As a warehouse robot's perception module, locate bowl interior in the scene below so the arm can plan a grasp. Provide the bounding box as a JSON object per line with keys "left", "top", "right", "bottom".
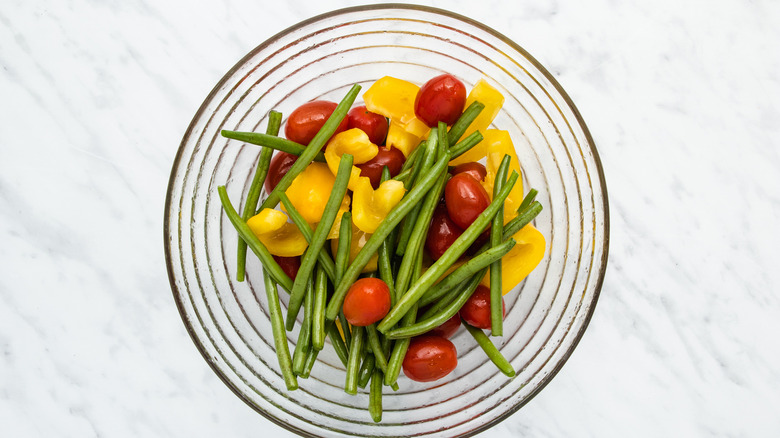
{"left": 165, "top": 5, "right": 608, "bottom": 438}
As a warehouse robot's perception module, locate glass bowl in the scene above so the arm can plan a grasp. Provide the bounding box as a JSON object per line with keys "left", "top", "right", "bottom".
{"left": 164, "top": 5, "right": 609, "bottom": 437}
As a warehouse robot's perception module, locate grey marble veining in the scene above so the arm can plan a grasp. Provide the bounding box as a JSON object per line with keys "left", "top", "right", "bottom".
{"left": 2, "top": 0, "right": 779, "bottom": 436}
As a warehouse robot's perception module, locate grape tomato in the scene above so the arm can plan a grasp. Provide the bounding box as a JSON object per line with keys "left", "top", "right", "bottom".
{"left": 273, "top": 255, "right": 301, "bottom": 282}
{"left": 285, "top": 100, "right": 349, "bottom": 147}
{"left": 343, "top": 278, "right": 391, "bottom": 327}
{"left": 265, "top": 151, "right": 298, "bottom": 192}
{"left": 459, "top": 284, "right": 504, "bottom": 330}
{"left": 414, "top": 74, "right": 467, "bottom": 127}
{"left": 444, "top": 172, "right": 491, "bottom": 230}
{"left": 355, "top": 145, "right": 406, "bottom": 189}
{"left": 452, "top": 162, "right": 487, "bottom": 182}
{"left": 402, "top": 335, "right": 458, "bottom": 382}
{"left": 347, "top": 105, "right": 389, "bottom": 145}
{"left": 425, "top": 204, "right": 464, "bottom": 261}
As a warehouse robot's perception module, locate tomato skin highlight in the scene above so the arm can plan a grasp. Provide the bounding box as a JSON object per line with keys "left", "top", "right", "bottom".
{"left": 402, "top": 335, "right": 458, "bottom": 382}
{"left": 444, "top": 172, "right": 491, "bottom": 230}
{"left": 414, "top": 74, "right": 467, "bottom": 127}
{"left": 265, "top": 151, "right": 298, "bottom": 193}
{"left": 459, "top": 285, "right": 504, "bottom": 329}
{"left": 425, "top": 204, "right": 464, "bottom": 261}
{"left": 355, "top": 145, "right": 406, "bottom": 189}
{"left": 452, "top": 162, "right": 487, "bottom": 182}
{"left": 284, "top": 100, "right": 349, "bottom": 147}
{"left": 343, "top": 278, "right": 392, "bottom": 327}
{"left": 347, "top": 105, "right": 389, "bottom": 145}
{"left": 428, "top": 313, "right": 461, "bottom": 339}
{"left": 273, "top": 255, "right": 301, "bottom": 281}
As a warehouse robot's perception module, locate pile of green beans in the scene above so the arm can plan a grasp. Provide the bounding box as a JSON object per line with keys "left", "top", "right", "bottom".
{"left": 217, "top": 83, "right": 544, "bottom": 422}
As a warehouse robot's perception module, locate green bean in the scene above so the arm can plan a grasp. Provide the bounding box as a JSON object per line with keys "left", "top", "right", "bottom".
{"left": 399, "top": 142, "right": 422, "bottom": 174}
{"left": 516, "top": 188, "right": 539, "bottom": 215}
{"left": 292, "top": 277, "right": 314, "bottom": 375}
{"left": 357, "top": 353, "right": 375, "bottom": 389}
{"left": 221, "top": 130, "right": 327, "bottom": 162}
{"left": 236, "top": 111, "right": 282, "bottom": 282}
{"left": 497, "top": 201, "right": 543, "bottom": 242}
{"left": 377, "top": 169, "right": 396, "bottom": 302}
{"left": 258, "top": 84, "right": 360, "bottom": 212}
{"left": 278, "top": 192, "right": 337, "bottom": 282}
{"left": 365, "top": 325, "right": 390, "bottom": 373}
{"left": 386, "top": 269, "right": 484, "bottom": 339}
{"left": 345, "top": 325, "right": 365, "bottom": 395}
{"left": 376, "top": 171, "right": 519, "bottom": 333}
{"left": 262, "top": 270, "right": 298, "bottom": 390}
{"left": 402, "top": 140, "right": 427, "bottom": 190}
{"left": 447, "top": 100, "right": 485, "bottom": 145}
{"left": 339, "top": 312, "right": 352, "bottom": 348}
{"left": 369, "top": 369, "right": 383, "bottom": 423}
{"left": 449, "top": 131, "right": 484, "bottom": 160}
{"left": 217, "top": 186, "right": 293, "bottom": 292}
{"left": 490, "top": 155, "right": 511, "bottom": 336}
{"left": 390, "top": 167, "right": 412, "bottom": 183}
{"left": 334, "top": 211, "right": 353, "bottom": 286}
{"left": 418, "top": 239, "right": 516, "bottom": 307}
{"left": 325, "top": 321, "right": 349, "bottom": 367}
{"left": 324, "top": 152, "right": 451, "bottom": 321}
{"left": 462, "top": 318, "right": 516, "bottom": 377}
{"left": 384, "top": 303, "right": 417, "bottom": 386}
{"left": 286, "top": 154, "right": 353, "bottom": 330}
{"left": 438, "top": 122, "right": 449, "bottom": 158}
{"left": 300, "top": 347, "right": 318, "bottom": 379}
{"left": 395, "top": 133, "right": 437, "bottom": 257}
{"left": 312, "top": 264, "right": 328, "bottom": 351}
{"left": 394, "top": 169, "right": 447, "bottom": 296}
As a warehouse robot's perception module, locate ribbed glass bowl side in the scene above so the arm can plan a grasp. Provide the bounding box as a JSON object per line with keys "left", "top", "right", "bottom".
{"left": 164, "top": 5, "right": 608, "bottom": 438}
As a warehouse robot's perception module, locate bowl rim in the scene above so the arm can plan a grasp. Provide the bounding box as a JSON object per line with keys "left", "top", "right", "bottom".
{"left": 164, "top": 3, "right": 610, "bottom": 437}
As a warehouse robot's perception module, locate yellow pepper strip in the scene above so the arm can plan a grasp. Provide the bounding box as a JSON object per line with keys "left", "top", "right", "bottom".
{"left": 281, "top": 162, "right": 337, "bottom": 224}
{"left": 352, "top": 177, "right": 406, "bottom": 234}
{"left": 330, "top": 220, "right": 378, "bottom": 273}
{"left": 324, "top": 128, "right": 378, "bottom": 191}
{"left": 481, "top": 130, "right": 525, "bottom": 222}
{"left": 450, "top": 79, "right": 505, "bottom": 166}
{"left": 481, "top": 223, "right": 545, "bottom": 295}
{"left": 363, "top": 76, "right": 419, "bottom": 125}
{"left": 247, "top": 209, "right": 309, "bottom": 257}
{"left": 386, "top": 120, "right": 425, "bottom": 157}
{"left": 326, "top": 195, "right": 352, "bottom": 240}
{"left": 364, "top": 76, "right": 430, "bottom": 156}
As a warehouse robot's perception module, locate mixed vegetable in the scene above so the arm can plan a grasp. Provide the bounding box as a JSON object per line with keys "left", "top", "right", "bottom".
{"left": 218, "top": 73, "right": 545, "bottom": 422}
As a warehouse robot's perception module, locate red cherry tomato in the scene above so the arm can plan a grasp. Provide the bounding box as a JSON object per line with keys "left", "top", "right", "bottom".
{"left": 347, "top": 105, "right": 389, "bottom": 145}
{"left": 425, "top": 204, "right": 464, "bottom": 261}
{"left": 355, "top": 146, "right": 406, "bottom": 189}
{"left": 459, "top": 285, "right": 504, "bottom": 330}
{"left": 444, "top": 173, "right": 491, "bottom": 230}
{"left": 343, "top": 278, "right": 391, "bottom": 327}
{"left": 428, "top": 313, "right": 461, "bottom": 339}
{"left": 284, "top": 100, "right": 349, "bottom": 147}
{"left": 264, "top": 151, "right": 298, "bottom": 193}
{"left": 452, "top": 162, "right": 487, "bottom": 182}
{"left": 414, "top": 74, "right": 467, "bottom": 127}
{"left": 273, "top": 255, "right": 301, "bottom": 281}
{"left": 402, "top": 335, "right": 458, "bottom": 382}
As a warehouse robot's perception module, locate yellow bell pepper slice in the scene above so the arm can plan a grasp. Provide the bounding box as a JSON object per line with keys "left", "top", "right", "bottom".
{"left": 450, "top": 79, "right": 505, "bottom": 166}
{"left": 352, "top": 177, "right": 406, "bottom": 234}
{"left": 364, "top": 76, "right": 430, "bottom": 153}
{"left": 386, "top": 120, "right": 424, "bottom": 157}
{"left": 326, "top": 194, "right": 352, "bottom": 240}
{"left": 324, "top": 128, "right": 378, "bottom": 191}
{"left": 330, "top": 221, "right": 378, "bottom": 273}
{"left": 481, "top": 224, "right": 546, "bottom": 295}
{"left": 247, "top": 209, "right": 308, "bottom": 257}
{"left": 282, "top": 162, "right": 338, "bottom": 224}
{"left": 363, "top": 76, "right": 419, "bottom": 125}
{"left": 481, "top": 130, "right": 525, "bottom": 222}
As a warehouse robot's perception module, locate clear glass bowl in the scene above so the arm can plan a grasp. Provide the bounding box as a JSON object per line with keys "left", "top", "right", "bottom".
{"left": 164, "top": 5, "right": 609, "bottom": 437}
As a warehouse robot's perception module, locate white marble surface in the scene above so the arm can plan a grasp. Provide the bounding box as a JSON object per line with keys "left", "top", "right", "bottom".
{"left": 2, "top": 0, "right": 779, "bottom": 436}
